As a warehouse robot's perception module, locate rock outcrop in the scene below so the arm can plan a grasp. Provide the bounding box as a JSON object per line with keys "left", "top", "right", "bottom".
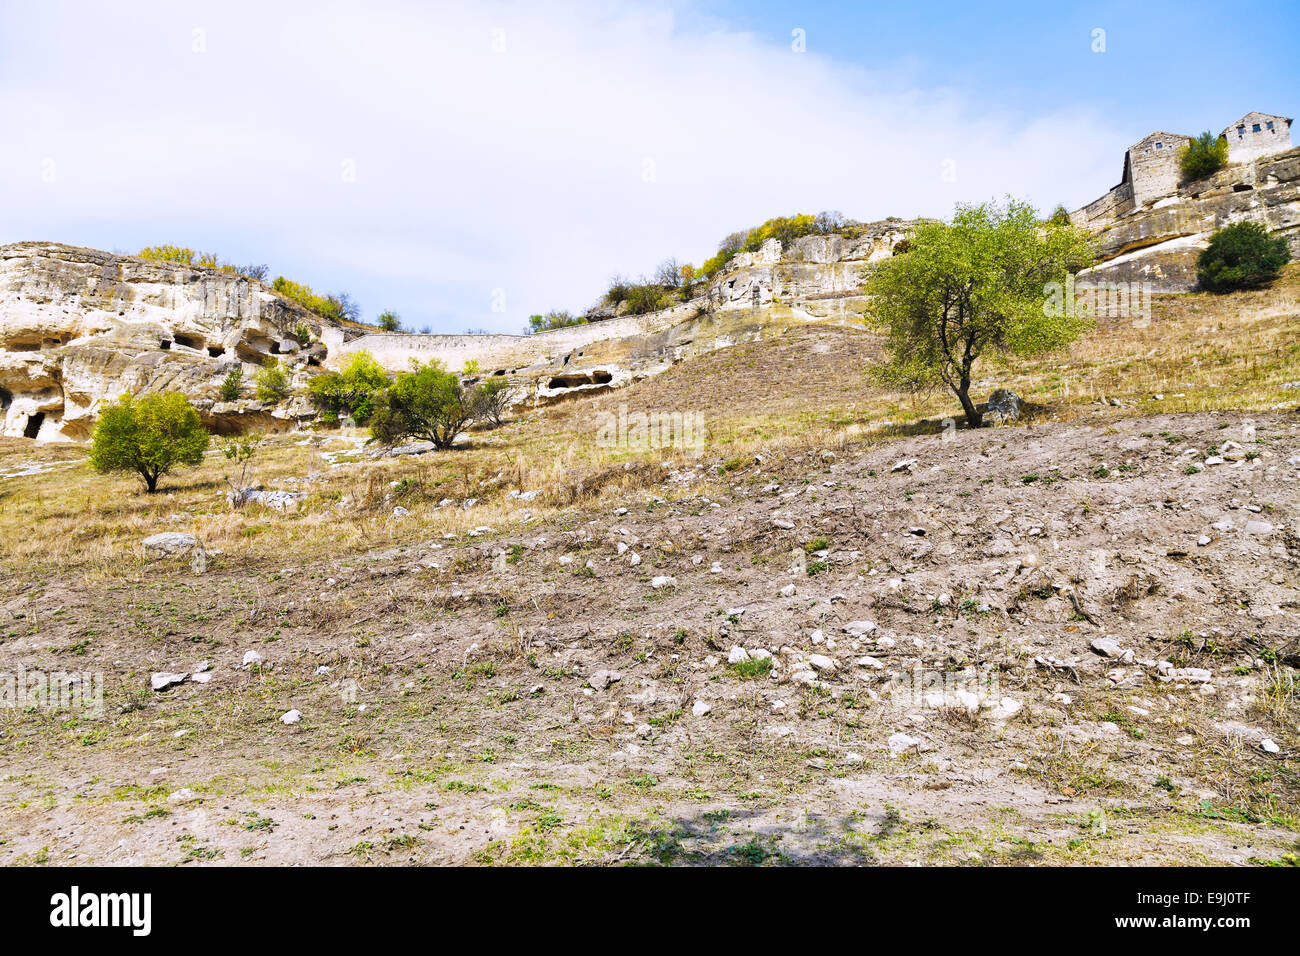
{"left": 1078, "top": 147, "right": 1300, "bottom": 291}
{"left": 0, "top": 242, "right": 345, "bottom": 440}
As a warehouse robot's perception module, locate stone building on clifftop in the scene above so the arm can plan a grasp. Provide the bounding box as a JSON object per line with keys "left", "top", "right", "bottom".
{"left": 1071, "top": 111, "right": 1293, "bottom": 230}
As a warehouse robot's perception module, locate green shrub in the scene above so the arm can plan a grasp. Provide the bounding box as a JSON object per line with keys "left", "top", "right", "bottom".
{"left": 1178, "top": 131, "right": 1229, "bottom": 181}
{"left": 89, "top": 392, "right": 210, "bottom": 493}
{"left": 369, "top": 361, "right": 475, "bottom": 449}
{"left": 470, "top": 376, "right": 510, "bottom": 427}
{"left": 377, "top": 311, "right": 403, "bottom": 332}
{"left": 271, "top": 276, "right": 359, "bottom": 323}
{"left": 219, "top": 366, "right": 243, "bottom": 402}
{"left": 528, "top": 310, "right": 586, "bottom": 333}
{"left": 306, "top": 351, "right": 391, "bottom": 423}
{"left": 1197, "top": 222, "right": 1291, "bottom": 292}
{"left": 254, "top": 358, "right": 289, "bottom": 403}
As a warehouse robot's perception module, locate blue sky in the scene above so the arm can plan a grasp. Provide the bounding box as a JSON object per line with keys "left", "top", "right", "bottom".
{"left": 1, "top": 0, "right": 1295, "bottom": 333}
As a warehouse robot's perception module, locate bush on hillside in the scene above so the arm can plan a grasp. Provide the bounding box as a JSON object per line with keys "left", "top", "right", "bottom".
{"left": 1178, "top": 131, "right": 1229, "bottom": 182}
{"left": 219, "top": 366, "right": 243, "bottom": 402}
{"left": 307, "top": 351, "right": 391, "bottom": 423}
{"left": 1197, "top": 222, "right": 1291, "bottom": 292}
{"left": 254, "top": 357, "right": 289, "bottom": 403}
{"left": 138, "top": 246, "right": 266, "bottom": 281}
{"left": 89, "top": 392, "right": 210, "bottom": 493}
{"left": 369, "top": 362, "right": 476, "bottom": 449}
{"left": 528, "top": 310, "right": 587, "bottom": 333}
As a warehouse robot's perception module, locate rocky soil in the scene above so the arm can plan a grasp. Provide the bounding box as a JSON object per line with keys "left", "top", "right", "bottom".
{"left": 1, "top": 410, "right": 1297, "bottom": 865}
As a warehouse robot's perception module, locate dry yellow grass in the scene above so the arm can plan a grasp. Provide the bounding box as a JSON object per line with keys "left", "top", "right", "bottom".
{"left": 1, "top": 264, "right": 1296, "bottom": 581}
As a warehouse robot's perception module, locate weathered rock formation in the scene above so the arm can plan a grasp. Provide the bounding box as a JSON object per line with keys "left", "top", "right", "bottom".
{"left": 1075, "top": 147, "right": 1300, "bottom": 291}
{"left": 0, "top": 242, "right": 346, "bottom": 440}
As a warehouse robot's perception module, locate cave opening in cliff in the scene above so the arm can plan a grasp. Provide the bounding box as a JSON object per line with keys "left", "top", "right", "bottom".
{"left": 208, "top": 346, "right": 225, "bottom": 357}
{"left": 159, "top": 339, "right": 171, "bottom": 350}
{"left": 174, "top": 333, "right": 204, "bottom": 350}
{"left": 23, "top": 412, "right": 44, "bottom": 439}
{"left": 548, "top": 371, "right": 613, "bottom": 389}
{"left": 0, "top": 388, "right": 10, "bottom": 411}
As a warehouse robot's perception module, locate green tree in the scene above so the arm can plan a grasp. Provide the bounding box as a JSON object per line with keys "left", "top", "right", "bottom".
{"left": 219, "top": 366, "right": 244, "bottom": 402}
{"left": 1179, "top": 131, "right": 1229, "bottom": 181}
{"left": 1197, "top": 222, "right": 1291, "bottom": 292}
{"left": 377, "top": 310, "right": 403, "bottom": 332}
{"left": 306, "top": 351, "right": 391, "bottom": 423}
{"left": 254, "top": 357, "right": 289, "bottom": 403}
{"left": 865, "top": 198, "right": 1094, "bottom": 427}
{"left": 470, "top": 376, "right": 511, "bottom": 428}
{"left": 89, "top": 392, "right": 210, "bottom": 493}
{"left": 369, "top": 362, "right": 476, "bottom": 449}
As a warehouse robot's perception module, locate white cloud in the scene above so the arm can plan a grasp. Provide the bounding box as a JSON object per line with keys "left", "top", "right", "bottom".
{"left": 0, "top": 0, "right": 1128, "bottom": 331}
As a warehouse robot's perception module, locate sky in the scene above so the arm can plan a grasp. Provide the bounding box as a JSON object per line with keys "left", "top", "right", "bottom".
{"left": 1, "top": 0, "right": 1296, "bottom": 333}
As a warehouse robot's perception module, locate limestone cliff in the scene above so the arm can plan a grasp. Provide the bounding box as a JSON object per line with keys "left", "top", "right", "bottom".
{"left": 0, "top": 242, "right": 348, "bottom": 440}
{"left": 1078, "top": 147, "right": 1300, "bottom": 291}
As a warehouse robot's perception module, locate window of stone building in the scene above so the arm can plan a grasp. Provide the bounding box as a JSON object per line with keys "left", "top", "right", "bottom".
{"left": 1238, "top": 126, "right": 1246, "bottom": 137}
{"left": 1253, "top": 123, "right": 1261, "bottom": 132}
{"left": 1154, "top": 142, "right": 1163, "bottom": 149}
{"left": 1267, "top": 121, "right": 1275, "bottom": 131}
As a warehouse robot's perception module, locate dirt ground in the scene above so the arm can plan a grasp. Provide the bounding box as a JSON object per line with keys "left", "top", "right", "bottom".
{"left": 1, "top": 402, "right": 1298, "bottom": 865}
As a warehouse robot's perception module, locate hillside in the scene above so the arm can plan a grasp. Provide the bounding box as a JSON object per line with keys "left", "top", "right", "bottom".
{"left": 0, "top": 268, "right": 1296, "bottom": 865}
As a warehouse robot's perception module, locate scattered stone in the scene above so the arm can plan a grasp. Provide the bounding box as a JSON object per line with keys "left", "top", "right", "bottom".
{"left": 891, "top": 458, "right": 917, "bottom": 473}
{"left": 855, "top": 656, "right": 884, "bottom": 670}
{"left": 242, "top": 650, "right": 263, "bottom": 667}
{"left": 650, "top": 575, "right": 675, "bottom": 589}
{"left": 808, "top": 654, "right": 835, "bottom": 672}
{"left": 779, "top": 583, "right": 796, "bottom": 597}
{"left": 692, "top": 700, "right": 711, "bottom": 718}
{"left": 589, "top": 669, "right": 623, "bottom": 691}
{"left": 142, "top": 532, "right": 198, "bottom": 556}
{"left": 1244, "top": 520, "right": 1273, "bottom": 534}
{"left": 771, "top": 517, "right": 795, "bottom": 530}
{"left": 280, "top": 709, "right": 302, "bottom": 725}
{"left": 727, "top": 646, "right": 750, "bottom": 664}
{"left": 150, "top": 672, "right": 187, "bottom": 692}
{"left": 888, "top": 732, "right": 922, "bottom": 755}
{"left": 1261, "top": 738, "right": 1280, "bottom": 754}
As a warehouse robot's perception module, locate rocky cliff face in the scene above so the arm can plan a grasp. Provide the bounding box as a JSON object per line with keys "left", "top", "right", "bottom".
{"left": 1080, "top": 147, "right": 1300, "bottom": 291}
{"left": 0, "top": 242, "right": 340, "bottom": 440}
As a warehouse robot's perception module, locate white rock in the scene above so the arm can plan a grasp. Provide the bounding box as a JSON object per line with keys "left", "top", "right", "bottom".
{"left": 891, "top": 458, "right": 917, "bottom": 473}
{"left": 844, "top": 621, "right": 878, "bottom": 637}
{"left": 142, "top": 532, "right": 198, "bottom": 556}
{"left": 808, "top": 654, "right": 836, "bottom": 672}
{"left": 810, "top": 629, "right": 825, "bottom": 644}
{"left": 855, "top": 656, "right": 884, "bottom": 670}
{"left": 650, "top": 575, "right": 675, "bottom": 589}
{"left": 280, "top": 709, "right": 302, "bottom": 725}
{"left": 989, "top": 697, "right": 1022, "bottom": 720}
{"left": 728, "top": 646, "right": 750, "bottom": 664}
{"left": 692, "top": 700, "right": 711, "bottom": 717}
{"left": 242, "top": 650, "right": 263, "bottom": 666}
{"left": 1261, "top": 738, "right": 1280, "bottom": 754}
{"left": 888, "top": 732, "right": 921, "bottom": 755}
{"left": 779, "top": 584, "right": 796, "bottom": 597}
{"left": 629, "top": 552, "right": 642, "bottom": 566}
{"left": 150, "top": 672, "right": 187, "bottom": 692}
{"left": 589, "top": 669, "right": 622, "bottom": 691}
